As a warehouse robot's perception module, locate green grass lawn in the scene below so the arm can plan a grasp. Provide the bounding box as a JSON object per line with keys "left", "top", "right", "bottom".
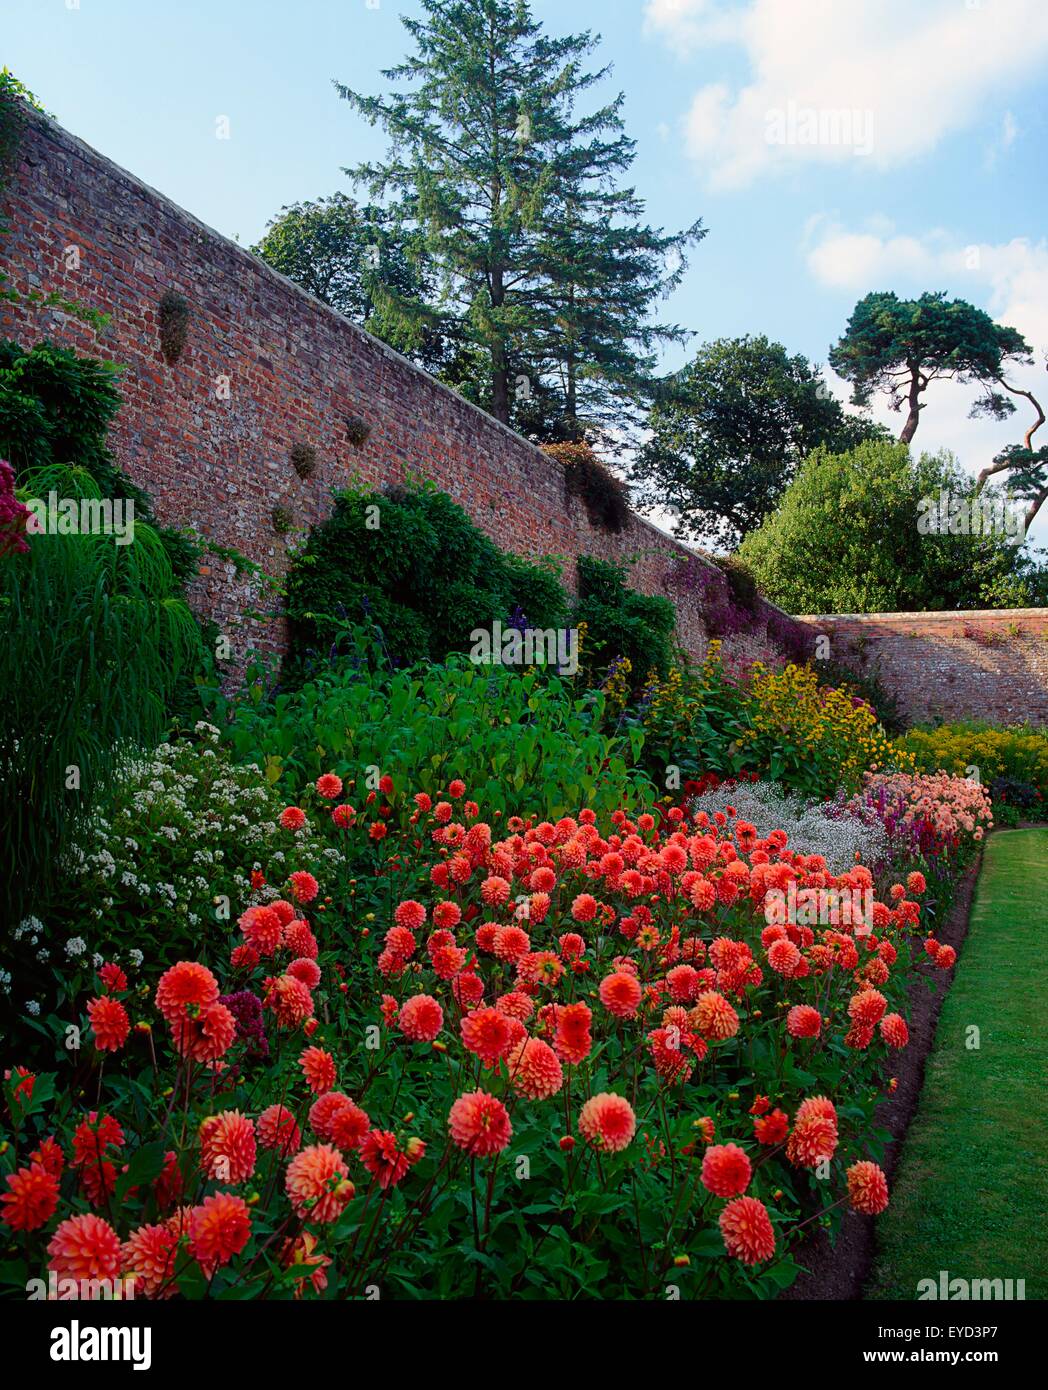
{"left": 867, "top": 828, "right": 1048, "bottom": 1301}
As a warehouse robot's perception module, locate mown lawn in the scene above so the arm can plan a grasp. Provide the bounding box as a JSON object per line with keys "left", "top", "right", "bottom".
{"left": 867, "top": 828, "right": 1048, "bottom": 1301}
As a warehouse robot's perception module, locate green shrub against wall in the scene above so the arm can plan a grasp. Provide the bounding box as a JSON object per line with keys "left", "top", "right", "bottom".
{"left": 284, "top": 482, "right": 569, "bottom": 682}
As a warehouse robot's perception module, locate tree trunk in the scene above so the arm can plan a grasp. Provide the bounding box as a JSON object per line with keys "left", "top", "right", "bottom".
{"left": 899, "top": 366, "right": 922, "bottom": 445}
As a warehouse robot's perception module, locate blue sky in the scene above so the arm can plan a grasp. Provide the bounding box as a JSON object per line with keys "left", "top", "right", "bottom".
{"left": 5, "top": 0, "right": 1048, "bottom": 539}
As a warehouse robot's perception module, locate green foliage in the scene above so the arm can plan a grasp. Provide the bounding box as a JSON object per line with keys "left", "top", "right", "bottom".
{"left": 738, "top": 439, "right": 1045, "bottom": 614}
{"left": 829, "top": 290, "right": 1031, "bottom": 444}
{"left": 253, "top": 193, "right": 463, "bottom": 376}
{"left": 0, "top": 339, "right": 199, "bottom": 584}
{"left": 1, "top": 465, "right": 202, "bottom": 923}
{"left": 219, "top": 653, "right": 654, "bottom": 818}
{"left": 284, "top": 481, "right": 569, "bottom": 680}
{"left": 635, "top": 335, "right": 888, "bottom": 547}
{"left": 575, "top": 555, "right": 676, "bottom": 687}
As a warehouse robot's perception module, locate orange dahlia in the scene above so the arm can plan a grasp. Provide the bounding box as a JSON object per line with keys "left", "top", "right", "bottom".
{"left": 155, "top": 960, "right": 219, "bottom": 1024}
{"left": 880, "top": 1013, "right": 909, "bottom": 1048}
{"left": 848, "top": 988, "right": 887, "bottom": 1027}
{"left": 360, "top": 1130, "right": 411, "bottom": 1190}
{"left": 1, "top": 1163, "right": 59, "bottom": 1232}
{"left": 87, "top": 995, "right": 130, "bottom": 1052}
{"left": 846, "top": 1160, "right": 889, "bottom": 1215}
{"left": 461, "top": 1006, "right": 515, "bottom": 1065}
{"left": 263, "top": 973, "right": 313, "bottom": 1029}
{"left": 578, "top": 1093, "right": 636, "bottom": 1153}
{"left": 238, "top": 905, "right": 283, "bottom": 957}
{"left": 598, "top": 970, "right": 643, "bottom": 1019}
{"left": 786, "top": 1004, "right": 821, "bottom": 1039}
{"left": 719, "top": 1196, "right": 775, "bottom": 1264}
{"left": 48, "top": 1213, "right": 122, "bottom": 1285}
{"left": 299, "top": 1046, "right": 337, "bottom": 1094}
{"left": 691, "top": 990, "right": 740, "bottom": 1041}
{"left": 188, "top": 1192, "right": 252, "bottom": 1275}
{"left": 448, "top": 1091, "right": 513, "bottom": 1157}
{"left": 122, "top": 1222, "right": 178, "bottom": 1299}
{"left": 170, "top": 999, "right": 236, "bottom": 1062}
{"left": 786, "top": 1115, "right": 838, "bottom": 1169}
{"left": 199, "top": 1110, "right": 256, "bottom": 1184}
{"left": 701, "top": 1143, "right": 752, "bottom": 1198}
{"left": 398, "top": 994, "right": 444, "bottom": 1043}
{"left": 285, "top": 1144, "right": 355, "bottom": 1222}
{"left": 506, "top": 1036, "right": 563, "bottom": 1100}
{"left": 257, "top": 1103, "right": 302, "bottom": 1155}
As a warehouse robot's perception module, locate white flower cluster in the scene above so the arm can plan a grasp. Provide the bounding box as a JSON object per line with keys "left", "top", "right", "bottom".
{"left": 686, "top": 779, "right": 889, "bottom": 874}
{"left": 67, "top": 736, "right": 343, "bottom": 934}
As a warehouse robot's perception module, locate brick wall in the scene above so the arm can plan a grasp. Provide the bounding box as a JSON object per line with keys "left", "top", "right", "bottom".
{"left": 797, "top": 610, "right": 1048, "bottom": 726}
{"left": 0, "top": 109, "right": 780, "bottom": 667}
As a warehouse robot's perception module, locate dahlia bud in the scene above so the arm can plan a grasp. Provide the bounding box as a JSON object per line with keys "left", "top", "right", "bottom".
{"left": 559, "top": 1136, "right": 576, "bottom": 1152}
{"left": 304, "top": 1018, "right": 319, "bottom": 1037}
{"left": 405, "top": 1137, "right": 425, "bottom": 1162}
{"left": 672, "top": 1254, "right": 690, "bottom": 1268}
{"left": 134, "top": 1021, "right": 152, "bottom": 1034}
{"left": 335, "top": 1179, "right": 356, "bottom": 1202}
{"left": 431, "top": 1040, "right": 448, "bottom": 1053}
{"left": 246, "top": 1191, "right": 261, "bottom": 1206}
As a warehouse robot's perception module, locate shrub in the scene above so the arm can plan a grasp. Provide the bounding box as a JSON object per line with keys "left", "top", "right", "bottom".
{"left": 284, "top": 481, "right": 569, "bottom": 681}
{"left": 576, "top": 555, "right": 676, "bottom": 688}
{"left": 739, "top": 440, "right": 1043, "bottom": 614}
{"left": 27, "top": 726, "right": 337, "bottom": 978}
{"left": 544, "top": 440, "right": 631, "bottom": 534}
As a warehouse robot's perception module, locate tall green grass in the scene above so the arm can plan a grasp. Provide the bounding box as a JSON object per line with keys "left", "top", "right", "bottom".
{"left": 1, "top": 464, "right": 200, "bottom": 924}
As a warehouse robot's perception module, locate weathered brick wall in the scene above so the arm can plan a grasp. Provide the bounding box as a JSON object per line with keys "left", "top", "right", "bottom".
{"left": 797, "top": 610, "right": 1048, "bottom": 726}
{"left": 0, "top": 109, "right": 770, "bottom": 666}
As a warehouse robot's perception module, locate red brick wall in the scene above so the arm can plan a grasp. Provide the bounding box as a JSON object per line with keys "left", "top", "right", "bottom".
{"left": 797, "top": 610, "right": 1048, "bottom": 726}
{"left": 0, "top": 109, "right": 770, "bottom": 667}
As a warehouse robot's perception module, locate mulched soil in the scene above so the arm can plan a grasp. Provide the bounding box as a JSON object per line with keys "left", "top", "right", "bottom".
{"left": 781, "top": 851, "right": 984, "bottom": 1301}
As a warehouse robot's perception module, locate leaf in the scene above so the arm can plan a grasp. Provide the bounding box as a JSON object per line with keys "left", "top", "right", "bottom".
{"left": 116, "top": 1141, "right": 169, "bottom": 1201}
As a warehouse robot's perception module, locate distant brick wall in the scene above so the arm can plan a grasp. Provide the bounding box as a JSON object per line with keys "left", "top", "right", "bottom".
{"left": 797, "top": 610, "right": 1048, "bottom": 726}
{"left": 0, "top": 109, "right": 782, "bottom": 668}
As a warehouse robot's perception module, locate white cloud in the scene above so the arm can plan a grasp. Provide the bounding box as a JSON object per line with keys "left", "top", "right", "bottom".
{"left": 644, "top": 0, "right": 1048, "bottom": 189}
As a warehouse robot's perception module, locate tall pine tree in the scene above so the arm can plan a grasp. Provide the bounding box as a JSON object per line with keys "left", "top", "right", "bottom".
{"left": 336, "top": 0, "right": 702, "bottom": 435}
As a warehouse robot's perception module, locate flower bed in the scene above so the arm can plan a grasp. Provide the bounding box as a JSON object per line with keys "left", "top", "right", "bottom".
{"left": 1, "top": 771, "right": 980, "bottom": 1300}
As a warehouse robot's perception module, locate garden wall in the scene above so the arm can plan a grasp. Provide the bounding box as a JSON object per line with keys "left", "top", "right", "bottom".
{"left": 0, "top": 108, "right": 777, "bottom": 666}
{"left": 798, "top": 609, "right": 1048, "bottom": 726}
